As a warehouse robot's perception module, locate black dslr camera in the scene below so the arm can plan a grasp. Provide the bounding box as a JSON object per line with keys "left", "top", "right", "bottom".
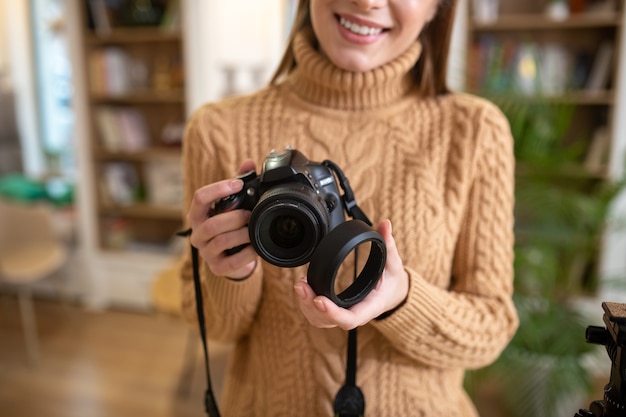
{"left": 576, "top": 302, "right": 626, "bottom": 417}
{"left": 210, "top": 148, "right": 386, "bottom": 308}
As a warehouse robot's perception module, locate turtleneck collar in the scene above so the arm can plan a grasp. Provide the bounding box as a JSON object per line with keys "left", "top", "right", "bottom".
{"left": 285, "top": 31, "right": 422, "bottom": 111}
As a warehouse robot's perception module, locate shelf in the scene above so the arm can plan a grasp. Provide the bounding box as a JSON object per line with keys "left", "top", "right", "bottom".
{"left": 94, "top": 147, "right": 182, "bottom": 162}
{"left": 99, "top": 203, "right": 182, "bottom": 220}
{"left": 86, "top": 28, "right": 182, "bottom": 45}
{"left": 90, "top": 91, "right": 185, "bottom": 104}
{"left": 471, "top": 13, "right": 622, "bottom": 31}
{"left": 79, "top": 0, "right": 187, "bottom": 253}
{"left": 478, "top": 90, "right": 615, "bottom": 106}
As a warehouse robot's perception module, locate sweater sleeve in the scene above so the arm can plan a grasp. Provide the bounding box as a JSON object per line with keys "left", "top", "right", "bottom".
{"left": 371, "top": 103, "right": 519, "bottom": 370}
{"left": 178, "top": 105, "right": 263, "bottom": 343}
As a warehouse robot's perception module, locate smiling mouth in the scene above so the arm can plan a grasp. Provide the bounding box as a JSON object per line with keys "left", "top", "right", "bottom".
{"left": 337, "top": 15, "right": 387, "bottom": 36}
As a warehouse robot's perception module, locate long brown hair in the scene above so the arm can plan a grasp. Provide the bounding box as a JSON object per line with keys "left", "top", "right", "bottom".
{"left": 269, "top": 0, "right": 458, "bottom": 97}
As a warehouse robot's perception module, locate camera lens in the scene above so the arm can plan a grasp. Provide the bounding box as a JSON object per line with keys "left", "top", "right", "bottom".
{"left": 270, "top": 215, "right": 306, "bottom": 248}
{"left": 249, "top": 183, "right": 329, "bottom": 268}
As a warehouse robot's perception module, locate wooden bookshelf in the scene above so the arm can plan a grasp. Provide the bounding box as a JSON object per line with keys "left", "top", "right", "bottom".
{"left": 466, "top": 1, "right": 623, "bottom": 179}
{"left": 78, "top": 0, "right": 186, "bottom": 252}
{"left": 98, "top": 203, "right": 182, "bottom": 220}
{"left": 470, "top": 11, "right": 622, "bottom": 30}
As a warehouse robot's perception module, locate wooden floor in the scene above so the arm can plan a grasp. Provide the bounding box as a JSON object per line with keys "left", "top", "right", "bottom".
{"left": 1, "top": 295, "right": 610, "bottom": 417}
{"left": 0, "top": 295, "right": 229, "bottom": 417}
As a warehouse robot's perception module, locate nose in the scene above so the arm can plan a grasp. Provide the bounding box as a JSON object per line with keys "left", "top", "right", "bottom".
{"left": 351, "top": 0, "right": 385, "bottom": 10}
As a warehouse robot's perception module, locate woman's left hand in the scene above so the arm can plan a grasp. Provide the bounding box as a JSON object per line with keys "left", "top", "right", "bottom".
{"left": 294, "top": 219, "right": 409, "bottom": 330}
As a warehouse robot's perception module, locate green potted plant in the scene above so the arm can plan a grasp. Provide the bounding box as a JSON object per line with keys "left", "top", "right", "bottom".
{"left": 466, "top": 99, "right": 625, "bottom": 417}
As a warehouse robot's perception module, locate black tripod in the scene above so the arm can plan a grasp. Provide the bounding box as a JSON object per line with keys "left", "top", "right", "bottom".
{"left": 576, "top": 302, "right": 626, "bottom": 417}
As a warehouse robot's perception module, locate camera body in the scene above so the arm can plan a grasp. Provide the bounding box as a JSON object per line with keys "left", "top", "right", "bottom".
{"left": 211, "top": 147, "right": 386, "bottom": 308}
{"left": 211, "top": 148, "right": 347, "bottom": 267}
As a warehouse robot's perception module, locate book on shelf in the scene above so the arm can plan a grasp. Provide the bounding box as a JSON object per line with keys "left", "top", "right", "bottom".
{"left": 95, "top": 106, "right": 151, "bottom": 152}
{"left": 512, "top": 43, "right": 541, "bottom": 96}
{"left": 160, "top": 120, "right": 185, "bottom": 146}
{"left": 100, "top": 162, "right": 140, "bottom": 206}
{"left": 538, "top": 43, "right": 570, "bottom": 96}
{"left": 117, "top": 108, "right": 151, "bottom": 151}
{"left": 468, "top": 35, "right": 599, "bottom": 97}
{"left": 160, "top": 0, "right": 181, "bottom": 31}
{"left": 95, "top": 106, "right": 121, "bottom": 151}
{"left": 144, "top": 158, "right": 182, "bottom": 207}
{"left": 584, "top": 125, "right": 610, "bottom": 174}
{"left": 89, "top": 47, "right": 131, "bottom": 94}
{"left": 87, "top": 0, "right": 112, "bottom": 35}
{"left": 585, "top": 41, "right": 614, "bottom": 93}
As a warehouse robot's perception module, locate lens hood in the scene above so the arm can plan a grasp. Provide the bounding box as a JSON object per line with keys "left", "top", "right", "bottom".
{"left": 307, "top": 220, "right": 386, "bottom": 308}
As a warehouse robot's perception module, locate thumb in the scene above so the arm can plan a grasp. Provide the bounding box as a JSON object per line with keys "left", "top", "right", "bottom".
{"left": 377, "top": 219, "right": 393, "bottom": 241}
{"left": 378, "top": 219, "right": 403, "bottom": 272}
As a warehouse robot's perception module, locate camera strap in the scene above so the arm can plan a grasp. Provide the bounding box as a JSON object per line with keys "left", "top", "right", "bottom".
{"left": 323, "top": 160, "right": 372, "bottom": 226}
{"left": 182, "top": 229, "right": 364, "bottom": 417}
{"left": 177, "top": 228, "right": 221, "bottom": 417}
{"left": 334, "top": 328, "right": 365, "bottom": 417}
{"left": 323, "top": 159, "right": 370, "bottom": 417}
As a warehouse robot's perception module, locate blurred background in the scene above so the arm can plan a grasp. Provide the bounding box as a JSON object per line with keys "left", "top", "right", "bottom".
{"left": 0, "top": 0, "right": 625, "bottom": 416}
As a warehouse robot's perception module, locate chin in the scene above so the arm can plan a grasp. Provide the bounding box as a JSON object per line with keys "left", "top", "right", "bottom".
{"left": 331, "top": 54, "right": 379, "bottom": 73}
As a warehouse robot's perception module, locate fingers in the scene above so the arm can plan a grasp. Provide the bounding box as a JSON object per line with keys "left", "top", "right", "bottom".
{"left": 294, "top": 279, "right": 340, "bottom": 329}
{"left": 237, "top": 159, "right": 256, "bottom": 176}
{"left": 185, "top": 159, "right": 259, "bottom": 279}
{"left": 208, "top": 244, "right": 258, "bottom": 278}
{"left": 294, "top": 219, "right": 409, "bottom": 330}
{"left": 294, "top": 277, "right": 382, "bottom": 330}
{"left": 187, "top": 159, "right": 256, "bottom": 228}
{"left": 187, "top": 178, "right": 244, "bottom": 227}
{"left": 190, "top": 209, "right": 250, "bottom": 248}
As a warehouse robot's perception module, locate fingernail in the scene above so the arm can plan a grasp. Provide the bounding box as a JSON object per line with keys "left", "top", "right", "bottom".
{"left": 314, "top": 299, "right": 326, "bottom": 312}
{"left": 294, "top": 284, "right": 306, "bottom": 300}
{"left": 229, "top": 179, "right": 243, "bottom": 191}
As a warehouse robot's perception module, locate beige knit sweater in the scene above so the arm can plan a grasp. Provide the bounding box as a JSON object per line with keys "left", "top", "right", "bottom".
{"left": 180, "top": 32, "right": 519, "bottom": 417}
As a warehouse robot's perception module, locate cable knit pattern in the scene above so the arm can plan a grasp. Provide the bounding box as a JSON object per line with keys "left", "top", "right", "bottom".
{"left": 179, "top": 32, "right": 518, "bottom": 417}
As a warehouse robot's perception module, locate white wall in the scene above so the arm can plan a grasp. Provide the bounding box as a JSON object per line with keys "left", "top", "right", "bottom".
{"left": 448, "top": 0, "right": 469, "bottom": 91}
{"left": 183, "top": 0, "right": 287, "bottom": 113}
{"left": 0, "top": 0, "right": 8, "bottom": 86}
{"left": 0, "top": 0, "right": 45, "bottom": 177}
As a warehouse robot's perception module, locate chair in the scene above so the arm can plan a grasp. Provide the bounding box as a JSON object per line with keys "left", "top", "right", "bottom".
{"left": 0, "top": 198, "right": 68, "bottom": 366}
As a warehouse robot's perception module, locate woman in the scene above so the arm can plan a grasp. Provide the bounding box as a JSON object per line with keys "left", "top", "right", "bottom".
{"left": 180, "top": 0, "right": 519, "bottom": 415}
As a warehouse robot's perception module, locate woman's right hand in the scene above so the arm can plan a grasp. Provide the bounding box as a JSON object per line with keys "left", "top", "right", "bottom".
{"left": 187, "top": 160, "right": 258, "bottom": 280}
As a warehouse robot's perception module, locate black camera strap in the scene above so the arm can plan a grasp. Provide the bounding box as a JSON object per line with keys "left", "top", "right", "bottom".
{"left": 182, "top": 230, "right": 364, "bottom": 417}
{"left": 177, "top": 228, "right": 221, "bottom": 417}
{"left": 323, "top": 160, "right": 371, "bottom": 226}
{"left": 323, "top": 160, "right": 368, "bottom": 417}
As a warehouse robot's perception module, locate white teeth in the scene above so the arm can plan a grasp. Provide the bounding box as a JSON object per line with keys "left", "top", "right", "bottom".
{"left": 339, "top": 17, "right": 383, "bottom": 36}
